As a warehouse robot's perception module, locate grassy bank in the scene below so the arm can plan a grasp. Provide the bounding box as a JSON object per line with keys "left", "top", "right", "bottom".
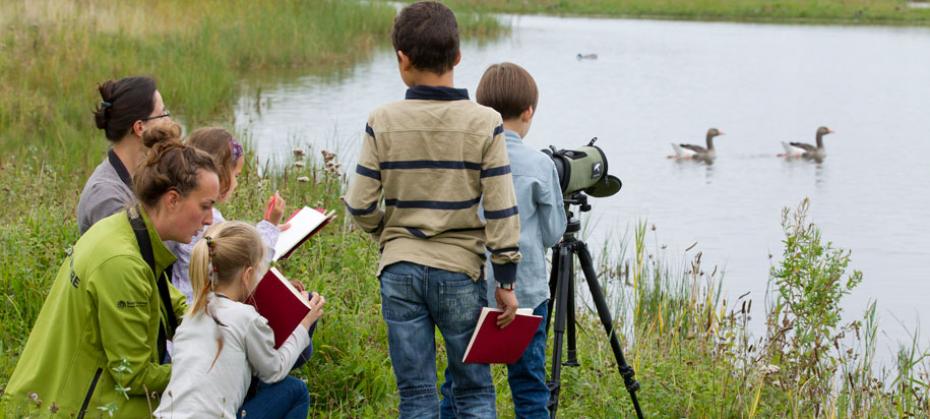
{"left": 446, "top": 0, "right": 930, "bottom": 26}
{"left": 2, "top": 0, "right": 930, "bottom": 418}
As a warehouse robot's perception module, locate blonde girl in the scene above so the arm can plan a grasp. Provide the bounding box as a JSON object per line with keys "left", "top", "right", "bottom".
{"left": 155, "top": 221, "right": 324, "bottom": 419}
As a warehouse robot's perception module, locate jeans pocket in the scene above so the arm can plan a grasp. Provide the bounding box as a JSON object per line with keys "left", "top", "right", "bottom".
{"left": 379, "top": 270, "right": 422, "bottom": 322}
{"left": 439, "top": 275, "right": 484, "bottom": 333}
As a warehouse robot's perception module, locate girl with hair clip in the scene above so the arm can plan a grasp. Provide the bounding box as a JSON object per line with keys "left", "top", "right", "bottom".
{"left": 155, "top": 221, "right": 325, "bottom": 419}
{"left": 166, "top": 127, "right": 317, "bottom": 366}
{"left": 168, "top": 127, "right": 287, "bottom": 306}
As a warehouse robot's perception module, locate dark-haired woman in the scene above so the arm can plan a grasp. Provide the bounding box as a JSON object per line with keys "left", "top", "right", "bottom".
{"left": 4, "top": 137, "right": 219, "bottom": 417}
{"left": 77, "top": 76, "right": 173, "bottom": 234}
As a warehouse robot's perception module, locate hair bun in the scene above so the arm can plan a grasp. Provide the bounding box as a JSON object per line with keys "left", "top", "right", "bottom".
{"left": 94, "top": 81, "right": 117, "bottom": 130}
{"left": 143, "top": 122, "right": 182, "bottom": 148}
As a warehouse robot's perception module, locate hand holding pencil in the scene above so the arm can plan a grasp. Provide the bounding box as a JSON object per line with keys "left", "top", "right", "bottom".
{"left": 263, "top": 191, "right": 286, "bottom": 225}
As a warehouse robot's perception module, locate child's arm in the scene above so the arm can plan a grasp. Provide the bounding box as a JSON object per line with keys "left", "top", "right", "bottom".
{"left": 537, "top": 159, "right": 568, "bottom": 248}
{"left": 480, "top": 123, "right": 522, "bottom": 284}
{"left": 343, "top": 122, "right": 384, "bottom": 237}
{"left": 244, "top": 317, "right": 311, "bottom": 384}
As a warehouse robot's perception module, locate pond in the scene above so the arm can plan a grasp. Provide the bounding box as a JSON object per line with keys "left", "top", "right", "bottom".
{"left": 234, "top": 15, "right": 930, "bottom": 352}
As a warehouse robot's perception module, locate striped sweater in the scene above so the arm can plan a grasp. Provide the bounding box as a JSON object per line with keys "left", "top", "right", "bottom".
{"left": 344, "top": 85, "right": 522, "bottom": 284}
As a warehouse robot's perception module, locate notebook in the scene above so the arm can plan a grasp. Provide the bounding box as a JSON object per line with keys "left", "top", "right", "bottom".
{"left": 246, "top": 267, "right": 310, "bottom": 349}
{"left": 463, "top": 308, "right": 542, "bottom": 364}
{"left": 272, "top": 206, "right": 335, "bottom": 261}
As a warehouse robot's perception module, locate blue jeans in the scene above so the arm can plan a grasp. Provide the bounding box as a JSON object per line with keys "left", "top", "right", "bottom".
{"left": 380, "top": 262, "right": 496, "bottom": 419}
{"left": 441, "top": 300, "right": 550, "bottom": 419}
{"left": 238, "top": 376, "right": 310, "bottom": 419}
{"left": 292, "top": 320, "right": 317, "bottom": 370}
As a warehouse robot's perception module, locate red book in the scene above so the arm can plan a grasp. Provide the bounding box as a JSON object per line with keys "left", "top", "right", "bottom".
{"left": 246, "top": 267, "right": 310, "bottom": 349}
{"left": 272, "top": 206, "right": 335, "bottom": 261}
{"left": 463, "top": 308, "right": 542, "bottom": 364}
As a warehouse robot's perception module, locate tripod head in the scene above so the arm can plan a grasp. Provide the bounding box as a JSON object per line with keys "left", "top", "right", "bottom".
{"left": 562, "top": 192, "right": 590, "bottom": 237}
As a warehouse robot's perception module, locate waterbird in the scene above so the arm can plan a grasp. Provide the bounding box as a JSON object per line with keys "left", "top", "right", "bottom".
{"left": 576, "top": 53, "right": 598, "bottom": 60}
{"left": 669, "top": 128, "right": 725, "bottom": 162}
{"left": 779, "top": 126, "right": 834, "bottom": 160}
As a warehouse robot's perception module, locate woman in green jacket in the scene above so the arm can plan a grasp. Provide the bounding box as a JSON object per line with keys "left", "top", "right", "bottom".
{"left": 3, "top": 130, "right": 220, "bottom": 418}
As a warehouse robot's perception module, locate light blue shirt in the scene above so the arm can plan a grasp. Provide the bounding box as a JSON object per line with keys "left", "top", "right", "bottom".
{"left": 486, "top": 130, "right": 567, "bottom": 309}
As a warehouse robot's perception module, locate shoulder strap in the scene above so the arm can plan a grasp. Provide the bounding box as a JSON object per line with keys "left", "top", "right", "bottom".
{"left": 108, "top": 149, "right": 133, "bottom": 190}
{"left": 127, "top": 209, "right": 178, "bottom": 360}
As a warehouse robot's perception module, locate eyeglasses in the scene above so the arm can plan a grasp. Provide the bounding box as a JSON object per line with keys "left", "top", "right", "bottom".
{"left": 141, "top": 110, "right": 171, "bottom": 122}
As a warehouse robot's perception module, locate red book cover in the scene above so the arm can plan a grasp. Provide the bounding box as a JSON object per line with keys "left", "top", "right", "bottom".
{"left": 463, "top": 308, "right": 542, "bottom": 364}
{"left": 246, "top": 267, "right": 310, "bottom": 349}
{"left": 272, "top": 206, "right": 335, "bottom": 261}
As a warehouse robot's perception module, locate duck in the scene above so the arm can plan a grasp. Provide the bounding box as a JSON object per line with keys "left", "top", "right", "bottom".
{"left": 669, "top": 128, "right": 725, "bottom": 162}
{"left": 779, "top": 126, "right": 834, "bottom": 160}
{"left": 576, "top": 53, "right": 598, "bottom": 60}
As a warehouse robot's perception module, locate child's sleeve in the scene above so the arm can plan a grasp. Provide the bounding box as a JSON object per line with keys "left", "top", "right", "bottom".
{"left": 255, "top": 220, "right": 280, "bottom": 263}
{"left": 343, "top": 121, "right": 384, "bottom": 237}
{"left": 480, "top": 123, "right": 522, "bottom": 284}
{"left": 537, "top": 159, "right": 568, "bottom": 248}
{"left": 244, "top": 318, "right": 310, "bottom": 384}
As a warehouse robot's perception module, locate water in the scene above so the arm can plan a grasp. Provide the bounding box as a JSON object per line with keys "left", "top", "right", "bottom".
{"left": 235, "top": 16, "right": 930, "bottom": 353}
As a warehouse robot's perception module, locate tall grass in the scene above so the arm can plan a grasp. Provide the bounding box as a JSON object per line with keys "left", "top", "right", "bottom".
{"left": 446, "top": 0, "right": 930, "bottom": 25}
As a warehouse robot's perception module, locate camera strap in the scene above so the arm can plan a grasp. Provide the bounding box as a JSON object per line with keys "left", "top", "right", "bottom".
{"left": 127, "top": 208, "right": 177, "bottom": 362}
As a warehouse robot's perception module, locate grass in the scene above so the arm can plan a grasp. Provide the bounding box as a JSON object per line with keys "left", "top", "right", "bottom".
{"left": 2, "top": 0, "right": 930, "bottom": 417}
{"left": 445, "top": 0, "right": 930, "bottom": 26}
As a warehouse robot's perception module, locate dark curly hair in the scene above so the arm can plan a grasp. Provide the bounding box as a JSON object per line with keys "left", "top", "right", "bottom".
{"left": 133, "top": 138, "right": 218, "bottom": 208}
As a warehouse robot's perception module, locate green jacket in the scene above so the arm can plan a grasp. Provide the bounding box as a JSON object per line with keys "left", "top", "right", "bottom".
{"left": 4, "top": 209, "right": 187, "bottom": 417}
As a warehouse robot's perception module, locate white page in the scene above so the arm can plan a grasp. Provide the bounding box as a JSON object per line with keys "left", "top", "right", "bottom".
{"left": 272, "top": 207, "right": 329, "bottom": 261}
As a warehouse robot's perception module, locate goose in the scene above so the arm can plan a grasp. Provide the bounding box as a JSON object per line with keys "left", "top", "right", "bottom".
{"left": 669, "top": 128, "right": 725, "bottom": 161}
{"left": 780, "top": 126, "right": 833, "bottom": 160}
{"left": 576, "top": 53, "right": 598, "bottom": 60}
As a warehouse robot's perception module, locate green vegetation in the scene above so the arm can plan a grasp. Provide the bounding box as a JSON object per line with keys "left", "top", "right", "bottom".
{"left": 2, "top": 0, "right": 929, "bottom": 417}
{"left": 447, "top": 0, "right": 930, "bottom": 26}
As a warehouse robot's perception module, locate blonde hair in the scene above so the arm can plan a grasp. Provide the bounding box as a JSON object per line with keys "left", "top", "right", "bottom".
{"left": 189, "top": 221, "right": 265, "bottom": 368}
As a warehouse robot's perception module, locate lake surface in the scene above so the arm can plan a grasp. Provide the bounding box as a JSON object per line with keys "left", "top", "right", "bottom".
{"left": 234, "top": 15, "right": 930, "bottom": 354}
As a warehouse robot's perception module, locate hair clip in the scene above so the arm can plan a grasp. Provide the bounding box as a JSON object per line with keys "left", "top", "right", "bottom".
{"left": 230, "top": 140, "right": 244, "bottom": 162}
{"left": 100, "top": 101, "right": 113, "bottom": 109}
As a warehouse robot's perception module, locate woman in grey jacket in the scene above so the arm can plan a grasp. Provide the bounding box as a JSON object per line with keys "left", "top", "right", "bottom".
{"left": 77, "top": 76, "right": 173, "bottom": 234}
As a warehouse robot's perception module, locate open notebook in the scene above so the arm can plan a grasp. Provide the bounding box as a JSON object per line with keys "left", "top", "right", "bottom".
{"left": 272, "top": 206, "right": 335, "bottom": 261}
{"left": 463, "top": 307, "right": 542, "bottom": 364}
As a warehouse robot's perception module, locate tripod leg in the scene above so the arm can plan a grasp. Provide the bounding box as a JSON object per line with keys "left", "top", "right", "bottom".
{"left": 565, "top": 247, "right": 579, "bottom": 367}
{"left": 576, "top": 242, "right": 644, "bottom": 419}
{"left": 547, "top": 244, "right": 572, "bottom": 419}
{"left": 546, "top": 246, "right": 560, "bottom": 334}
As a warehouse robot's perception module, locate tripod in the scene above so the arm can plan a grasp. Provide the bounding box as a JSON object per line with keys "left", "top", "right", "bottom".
{"left": 546, "top": 193, "right": 643, "bottom": 419}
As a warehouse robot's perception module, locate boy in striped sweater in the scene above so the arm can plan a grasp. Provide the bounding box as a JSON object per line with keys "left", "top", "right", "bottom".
{"left": 343, "top": 2, "right": 521, "bottom": 418}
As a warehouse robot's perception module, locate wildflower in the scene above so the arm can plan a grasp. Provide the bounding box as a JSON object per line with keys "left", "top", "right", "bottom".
{"left": 293, "top": 148, "right": 306, "bottom": 158}
{"left": 97, "top": 402, "right": 118, "bottom": 417}
{"left": 297, "top": 176, "right": 310, "bottom": 183}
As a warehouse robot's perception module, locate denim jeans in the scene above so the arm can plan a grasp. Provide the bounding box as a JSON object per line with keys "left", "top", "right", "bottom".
{"left": 380, "top": 262, "right": 496, "bottom": 419}
{"left": 441, "top": 300, "right": 550, "bottom": 419}
{"left": 292, "top": 320, "right": 317, "bottom": 370}
{"left": 238, "top": 376, "right": 310, "bottom": 419}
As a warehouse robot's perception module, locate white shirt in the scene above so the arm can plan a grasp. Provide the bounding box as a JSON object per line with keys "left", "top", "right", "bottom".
{"left": 154, "top": 294, "right": 309, "bottom": 418}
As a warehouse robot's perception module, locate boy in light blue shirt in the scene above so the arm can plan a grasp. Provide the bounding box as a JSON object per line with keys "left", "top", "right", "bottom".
{"left": 441, "top": 62, "right": 567, "bottom": 418}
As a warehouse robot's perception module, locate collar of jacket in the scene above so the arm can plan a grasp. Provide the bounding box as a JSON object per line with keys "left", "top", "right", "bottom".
{"left": 405, "top": 85, "right": 469, "bottom": 101}
{"left": 136, "top": 206, "right": 178, "bottom": 273}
